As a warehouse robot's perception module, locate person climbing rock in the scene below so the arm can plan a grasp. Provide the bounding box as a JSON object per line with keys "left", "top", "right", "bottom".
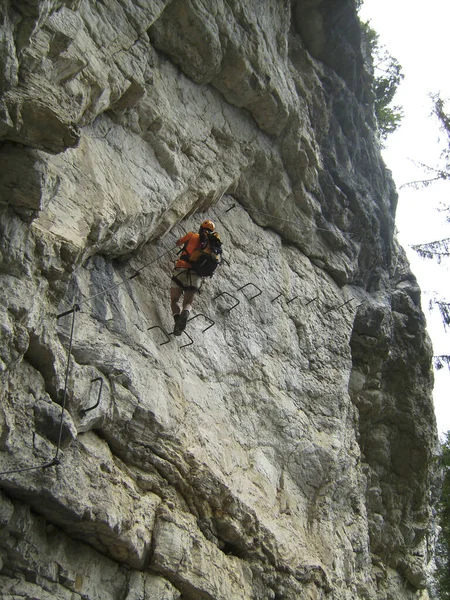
{"left": 170, "top": 219, "right": 222, "bottom": 336}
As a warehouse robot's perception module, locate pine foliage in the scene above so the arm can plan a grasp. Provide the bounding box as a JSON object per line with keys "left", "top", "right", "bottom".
{"left": 360, "top": 20, "right": 404, "bottom": 141}
{"left": 413, "top": 238, "right": 450, "bottom": 263}
{"left": 404, "top": 96, "right": 450, "bottom": 340}
{"left": 435, "top": 355, "right": 450, "bottom": 370}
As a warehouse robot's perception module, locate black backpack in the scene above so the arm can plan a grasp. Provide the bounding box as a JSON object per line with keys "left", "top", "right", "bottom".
{"left": 188, "top": 232, "right": 222, "bottom": 277}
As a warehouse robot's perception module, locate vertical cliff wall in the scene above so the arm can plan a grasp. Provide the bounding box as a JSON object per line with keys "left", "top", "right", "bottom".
{"left": 0, "top": 1, "right": 439, "bottom": 599}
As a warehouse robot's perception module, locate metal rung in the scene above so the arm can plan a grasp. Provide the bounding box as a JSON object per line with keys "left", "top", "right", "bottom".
{"left": 149, "top": 323, "right": 195, "bottom": 348}
{"left": 271, "top": 292, "right": 298, "bottom": 305}
{"left": 148, "top": 325, "right": 171, "bottom": 345}
{"left": 323, "top": 298, "right": 354, "bottom": 315}
{"left": 56, "top": 304, "right": 80, "bottom": 319}
{"left": 213, "top": 291, "right": 240, "bottom": 312}
{"left": 81, "top": 377, "right": 104, "bottom": 415}
{"left": 304, "top": 296, "right": 318, "bottom": 306}
{"left": 237, "top": 282, "right": 262, "bottom": 301}
{"left": 187, "top": 313, "right": 215, "bottom": 333}
{"left": 179, "top": 330, "right": 194, "bottom": 349}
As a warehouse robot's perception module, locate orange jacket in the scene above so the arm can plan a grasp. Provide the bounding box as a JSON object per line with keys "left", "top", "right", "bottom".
{"left": 175, "top": 232, "right": 201, "bottom": 269}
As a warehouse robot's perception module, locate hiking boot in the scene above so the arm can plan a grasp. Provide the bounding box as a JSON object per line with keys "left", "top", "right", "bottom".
{"left": 178, "top": 309, "right": 190, "bottom": 333}
{"left": 173, "top": 313, "right": 182, "bottom": 336}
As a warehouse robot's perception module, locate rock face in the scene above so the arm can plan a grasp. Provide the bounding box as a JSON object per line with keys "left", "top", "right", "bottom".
{"left": 0, "top": 1, "right": 439, "bottom": 599}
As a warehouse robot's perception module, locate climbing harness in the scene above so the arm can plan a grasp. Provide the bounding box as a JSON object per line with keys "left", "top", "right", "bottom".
{"left": 171, "top": 268, "right": 202, "bottom": 291}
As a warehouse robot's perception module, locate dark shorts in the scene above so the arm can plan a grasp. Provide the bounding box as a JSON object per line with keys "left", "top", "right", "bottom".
{"left": 171, "top": 268, "right": 203, "bottom": 291}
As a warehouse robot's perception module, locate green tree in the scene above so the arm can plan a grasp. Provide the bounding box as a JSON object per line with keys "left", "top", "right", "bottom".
{"left": 360, "top": 20, "right": 404, "bottom": 141}
{"left": 406, "top": 94, "right": 450, "bottom": 192}
{"left": 405, "top": 94, "right": 450, "bottom": 369}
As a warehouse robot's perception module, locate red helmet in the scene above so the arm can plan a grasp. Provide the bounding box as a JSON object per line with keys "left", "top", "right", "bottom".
{"left": 200, "top": 219, "right": 215, "bottom": 231}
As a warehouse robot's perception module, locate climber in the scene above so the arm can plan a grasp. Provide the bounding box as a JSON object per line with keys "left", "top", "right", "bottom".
{"left": 170, "top": 219, "right": 222, "bottom": 336}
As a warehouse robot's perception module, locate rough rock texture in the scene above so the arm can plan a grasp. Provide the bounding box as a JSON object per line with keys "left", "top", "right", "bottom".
{"left": 0, "top": 1, "right": 439, "bottom": 599}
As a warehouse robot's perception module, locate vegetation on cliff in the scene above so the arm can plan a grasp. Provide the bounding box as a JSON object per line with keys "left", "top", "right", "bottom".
{"left": 407, "top": 95, "right": 450, "bottom": 597}
{"left": 410, "top": 95, "right": 450, "bottom": 370}
{"left": 361, "top": 20, "right": 404, "bottom": 141}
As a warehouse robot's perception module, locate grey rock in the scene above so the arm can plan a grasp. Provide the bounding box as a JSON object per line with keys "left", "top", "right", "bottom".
{"left": 33, "top": 398, "right": 77, "bottom": 448}
{"left": 0, "top": 1, "right": 439, "bottom": 599}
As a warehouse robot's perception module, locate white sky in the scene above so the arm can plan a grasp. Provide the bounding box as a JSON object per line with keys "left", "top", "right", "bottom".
{"left": 359, "top": 0, "right": 450, "bottom": 437}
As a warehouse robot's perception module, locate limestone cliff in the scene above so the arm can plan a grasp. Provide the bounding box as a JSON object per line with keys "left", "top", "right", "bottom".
{"left": 0, "top": 1, "right": 439, "bottom": 599}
